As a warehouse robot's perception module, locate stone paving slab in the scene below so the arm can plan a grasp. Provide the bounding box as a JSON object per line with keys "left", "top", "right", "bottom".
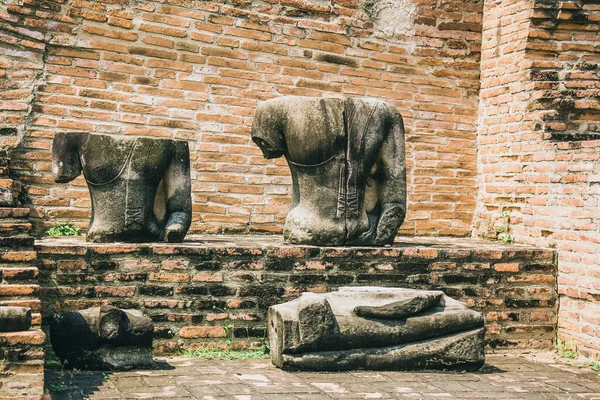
{"left": 44, "top": 352, "right": 600, "bottom": 400}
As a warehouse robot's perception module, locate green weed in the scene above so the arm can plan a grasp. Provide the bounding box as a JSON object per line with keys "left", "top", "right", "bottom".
{"left": 496, "top": 211, "right": 513, "bottom": 243}
{"left": 581, "top": 361, "right": 600, "bottom": 372}
{"left": 182, "top": 346, "right": 270, "bottom": 360}
{"left": 46, "top": 224, "right": 81, "bottom": 237}
{"left": 556, "top": 339, "right": 577, "bottom": 359}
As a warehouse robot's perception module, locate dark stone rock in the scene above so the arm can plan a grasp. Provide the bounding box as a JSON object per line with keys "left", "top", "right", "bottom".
{"left": 153, "top": 327, "right": 174, "bottom": 339}
{"left": 325, "top": 274, "right": 354, "bottom": 284}
{"left": 0, "top": 185, "right": 17, "bottom": 207}
{"left": 139, "top": 285, "right": 174, "bottom": 296}
{"left": 52, "top": 132, "right": 192, "bottom": 243}
{"left": 91, "top": 261, "right": 119, "bottom": 271}
{"left": 0, "top": 127, "right": 17, "bottom": 136}
{"left": 268, "top": 287, "right": 485, "bottom": 371}
{"left": 234, "top": 326, "right": 266, "bottom": 338}
{"left": 194, "top": 300, "right": 226, "bottom": 310}
{"left": 315, "top": 53, "right": 359, "bottom": 67}
{"left": 251, "top": 97, "right": 406, "bottom": 246}
{"left": 176, "top": 286, "right": 209, "bottom": 296}
{"left": 207, "top": 285, "right": 237, "bottom": 297}
{"left": 49, "top": 305, "right": 156, "bottom": 370}
{"left": 0, "top": 307, "right": 32, "bottom": 332}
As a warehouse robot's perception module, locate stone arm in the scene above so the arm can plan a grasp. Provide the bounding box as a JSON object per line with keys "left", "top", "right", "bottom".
{"left": 162, "top": 141, "right": 192, "bottom": 242}
{"left": 52, "top": 132, "right": 84, "bottom": 183}
{"left": 250, "top": 101, "right": 287, "bottom": 159}
{"left": 373, "top": 106, "right": 407, "bottom": 245}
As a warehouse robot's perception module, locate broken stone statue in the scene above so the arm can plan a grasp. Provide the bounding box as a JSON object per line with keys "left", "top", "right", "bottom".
{"left": 52, "top": 132, "right": 191, "bottom": 243}
{"left": 50, "top": 305, "right": 155, "bottom": 370}
{"left": 0, "top": 306, "right": 32, "bottom": 332}
{"left": 268, "top": 287, "right": 485, "bottom": 371}
{"left": 251, "top": 96, "right": 406, "bottom": 246}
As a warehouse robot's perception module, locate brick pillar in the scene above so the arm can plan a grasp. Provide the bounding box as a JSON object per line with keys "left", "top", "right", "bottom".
{"left": 476, "top": 0, "right": 600, "bottom": 361}
{"left": 0, "top": 151, "right": 44, "bottom": 399}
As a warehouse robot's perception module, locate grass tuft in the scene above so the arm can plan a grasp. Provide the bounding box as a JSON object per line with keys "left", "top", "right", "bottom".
{"left": 182, "top": 344, "right": 270, "bottom": 360}
{"left": 46, "top": 224, "right": 81, "bottom": 236}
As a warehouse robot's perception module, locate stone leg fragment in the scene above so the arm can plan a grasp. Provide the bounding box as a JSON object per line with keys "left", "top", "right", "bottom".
{"left": 50, "top": 305, "right": 155, "bottom": 371}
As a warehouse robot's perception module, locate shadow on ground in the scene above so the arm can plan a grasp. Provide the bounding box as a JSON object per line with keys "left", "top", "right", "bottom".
{"left": 44, "top": 361, "right": 174, "bottom": 400}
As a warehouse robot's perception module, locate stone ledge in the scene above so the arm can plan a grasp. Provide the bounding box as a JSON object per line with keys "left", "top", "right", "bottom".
{"left": 36, "top": 234, "right": 557, "bottom": 252}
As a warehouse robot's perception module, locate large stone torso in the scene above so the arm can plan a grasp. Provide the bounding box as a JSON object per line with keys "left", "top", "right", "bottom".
{"left": 253, "top": 97, "right": 405, "bottom": 245}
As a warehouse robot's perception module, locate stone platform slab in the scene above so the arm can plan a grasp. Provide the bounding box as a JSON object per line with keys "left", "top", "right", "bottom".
{"left": 35, "top": 235, "right": 557, "bottom": 353}
{"left": 44, "top": 352, "right": 600, "bottom": 399}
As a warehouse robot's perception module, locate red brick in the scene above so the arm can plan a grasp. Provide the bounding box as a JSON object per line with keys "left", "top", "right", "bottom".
{"left": 179, "top": 326, "right": 227, "bottom": 338}
{"left": 0, "top": 329, "right": 45, "bottom": 346}
{"left": 149, "top": 272, "right": 190, "bottom": 283}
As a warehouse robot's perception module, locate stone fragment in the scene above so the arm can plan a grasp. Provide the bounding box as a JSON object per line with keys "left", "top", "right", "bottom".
{"left": 268, "top": 287, "right": 485, "bottom": 371}
{"left": 0, "top": 306, "right": 32, "bottom": 332}
{"left": 49, "top": 305, "right": 155, "bottom": 370}
{"left": 52, "top": 132, "right": 192, "bottom": 243}
{"left": 251, "top": 96, "right": 406, "bottom": 246}
{"left": 354, "top": 291, "right": 442, "bottom": 319}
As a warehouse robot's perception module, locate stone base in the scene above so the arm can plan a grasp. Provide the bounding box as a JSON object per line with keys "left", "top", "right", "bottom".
{"left": 36, "top": 235, "right": 558, "bottom": 353}
{"left": 0, "top": 329, "right": 45, "bottom": 400}
{"left": 277, "top": 328, "right": 485, "bottom": 371}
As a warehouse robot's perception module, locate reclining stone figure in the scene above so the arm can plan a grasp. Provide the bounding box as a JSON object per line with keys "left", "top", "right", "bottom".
{"left": 50, "top": 305, "right": 155, "bottom": 370}
{"left": 52, "top": 132, "right": 191, "bottom": 243}
{"left": 251, "top": 96, "right": 406, "bottom": 246}
{"left": 268, "top": 287, "right": 485, "bottom": 371}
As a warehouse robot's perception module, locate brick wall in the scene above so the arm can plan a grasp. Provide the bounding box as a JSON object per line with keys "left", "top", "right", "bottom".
{"left": 2, "top": 0, "right": 483, "bottom": 237}
{"left": 0, "top": 6, "right": 45, "bottom": 150}
{"left": 36, "top": 235, "right": 557, "bottom": 354}
{"left": 474, "top": 0, "right": 600, "bottom": 361}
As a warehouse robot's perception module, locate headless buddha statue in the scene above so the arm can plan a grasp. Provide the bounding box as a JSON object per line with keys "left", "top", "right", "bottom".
{"left": 251, "top": 97, "right": 406, "bottom": 246}
{"left": 268, "top": 287, "right": 485, "bottom": 371}
{"left": 52, "top": 132, "right": 191, "bottom": 243}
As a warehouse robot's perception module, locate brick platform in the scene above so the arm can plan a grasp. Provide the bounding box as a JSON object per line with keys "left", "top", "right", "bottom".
{"left": 36, "top": 235, "right": 557, "bottom": 354}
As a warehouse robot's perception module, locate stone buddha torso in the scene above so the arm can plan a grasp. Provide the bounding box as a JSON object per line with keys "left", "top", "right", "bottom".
{"left": 52, "top": 132, "right": 191, "bottom": 243}
{"left": 251, "top": 97, "right": 406, "bottom": 246}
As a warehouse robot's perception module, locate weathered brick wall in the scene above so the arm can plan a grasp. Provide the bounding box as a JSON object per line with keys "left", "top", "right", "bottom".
{"left": 474, "top": 0, "right": 600, "bottom": 360}
{"left": 2, "top": 0, "right": 483, "bottom": 237}
{"left": 0, "top": 7, "right": 45, "bottom": 150}
{"left": 36, "top": 236, "right": 557, "bottom": 354}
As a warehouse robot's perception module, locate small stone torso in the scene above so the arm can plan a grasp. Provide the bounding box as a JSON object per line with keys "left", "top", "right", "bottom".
{"left": 80, "top": 134, "right": 173, "bottom": 242}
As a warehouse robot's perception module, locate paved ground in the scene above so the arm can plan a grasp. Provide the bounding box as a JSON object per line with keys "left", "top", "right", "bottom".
{"left": 45, "top": 352, "right": 600, "bottom": 400}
